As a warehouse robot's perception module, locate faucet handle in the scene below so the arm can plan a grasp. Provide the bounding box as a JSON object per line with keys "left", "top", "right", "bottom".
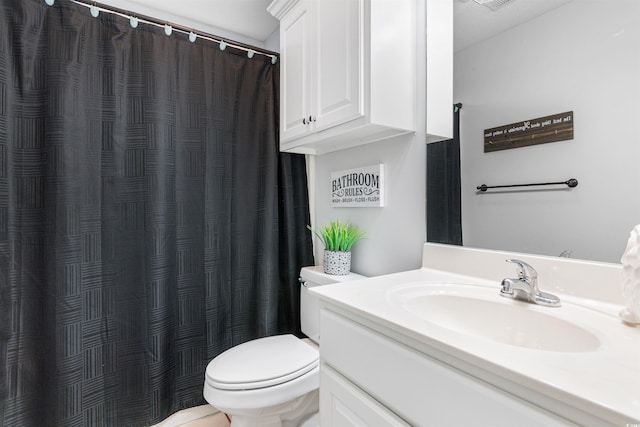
{"left": 506, "top": 259, "right": 538, "bottom": 280}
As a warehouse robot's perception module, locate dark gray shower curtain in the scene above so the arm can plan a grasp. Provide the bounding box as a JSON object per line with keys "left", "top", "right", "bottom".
{"left": 426, "top": 104, "right": 463, "bottom": 245}
{"left": 0, "top": 0, "right": 314, "bottom": 425}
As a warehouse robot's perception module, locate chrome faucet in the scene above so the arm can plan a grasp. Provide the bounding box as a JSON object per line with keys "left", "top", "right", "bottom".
{"left": 500, "top": 259, "right": 561, "bottom": 307}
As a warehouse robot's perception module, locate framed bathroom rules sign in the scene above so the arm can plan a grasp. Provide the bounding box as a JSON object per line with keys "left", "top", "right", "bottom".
{"left": 331, "top": 164, "right": 385, "bottom": 208}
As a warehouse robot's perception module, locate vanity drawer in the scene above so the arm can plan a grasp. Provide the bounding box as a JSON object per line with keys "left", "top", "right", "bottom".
{"left": 320, "top": 363, "right": 410, "bottom": 426}
{"left": 320, "top": 308, "right": 576, "bottom": 426}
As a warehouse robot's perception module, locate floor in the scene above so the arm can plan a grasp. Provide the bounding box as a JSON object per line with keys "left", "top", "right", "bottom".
{"left": 152, "top": 405, "right": 230, "bottom": 427}
{"left": 177, "top": 412, "right": 230, "bottom": 427}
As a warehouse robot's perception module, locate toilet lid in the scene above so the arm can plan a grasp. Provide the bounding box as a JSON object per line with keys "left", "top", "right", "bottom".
{"left": 205, "top": 334, "right": 319, "bottom": 391}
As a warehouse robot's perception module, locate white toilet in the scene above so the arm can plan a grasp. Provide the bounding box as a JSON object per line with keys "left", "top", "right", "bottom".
{"left": 203, "top": 266, "right": 364, "bottom": 427}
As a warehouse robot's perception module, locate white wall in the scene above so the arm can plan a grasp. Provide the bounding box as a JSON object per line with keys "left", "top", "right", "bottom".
{"left": 96, "top": 0, "right": 268, "bottom": 48}
{"left": 311, "top": 134, "right": 427, "bottom": 277}
{"left": 265, "top": 28, "right": 279, "bottom": 53}
{"left": 455, "top": 0, "right": 640, "bottom": 263}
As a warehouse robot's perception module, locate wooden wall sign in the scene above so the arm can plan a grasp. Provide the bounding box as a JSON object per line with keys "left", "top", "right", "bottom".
{"left": 331, "top": 164, "right": 384, "bottom": 208}
{"left": 484, "top": 111, "right": 573, "bottom": 152}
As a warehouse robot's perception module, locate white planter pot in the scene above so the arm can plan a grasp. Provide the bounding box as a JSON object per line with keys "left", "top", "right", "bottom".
{"left": 323, "top": 250, "right": 351, "bottom": 275}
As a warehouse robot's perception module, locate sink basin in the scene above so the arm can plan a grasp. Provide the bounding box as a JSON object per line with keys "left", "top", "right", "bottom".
{"left": 387, "top": 283, "right": 601, "bottom": 353}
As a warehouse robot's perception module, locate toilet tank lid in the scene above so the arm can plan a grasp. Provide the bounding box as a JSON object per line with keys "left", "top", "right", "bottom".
{"left": 300, "top": 266, "right": 366, "bottom": 286}
{"left": 205, "top": 335, "right": 318, "bottom": 390}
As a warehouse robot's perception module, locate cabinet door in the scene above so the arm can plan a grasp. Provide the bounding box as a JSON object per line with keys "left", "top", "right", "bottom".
{"left": 313, "top": 0, "right": 364, "bottom": 132}
{"left": 320, "top": 364, "right": 410, "bottom": 427}
{"left": 280, "top": 0, "right": 314, "bottom": 142}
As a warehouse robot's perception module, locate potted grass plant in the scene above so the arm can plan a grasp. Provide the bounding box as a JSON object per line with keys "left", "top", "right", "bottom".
{"left": 307, "top": 220, "right": 366, "bottom": 275}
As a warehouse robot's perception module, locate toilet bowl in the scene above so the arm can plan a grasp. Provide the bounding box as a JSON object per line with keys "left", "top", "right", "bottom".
{"left": 203, "top": 266, "right": 364, "bottom": 427}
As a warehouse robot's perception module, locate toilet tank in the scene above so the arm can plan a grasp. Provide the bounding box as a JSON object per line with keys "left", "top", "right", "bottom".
{"left": 299, "top": 266, "right": 365, "bottom": 343}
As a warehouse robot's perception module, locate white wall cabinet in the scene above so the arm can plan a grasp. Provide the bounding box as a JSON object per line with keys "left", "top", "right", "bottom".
{"left": 275, "top": 0, "right": 363, "bottom": 144}
{"left": 319, "top": 307, "right": 578, "bottom": 426}
{"left": 269, "top": 0, "right": 440, "bottom": 155}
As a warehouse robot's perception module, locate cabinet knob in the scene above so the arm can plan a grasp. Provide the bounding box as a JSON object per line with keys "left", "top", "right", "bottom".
{"left": 302, "top": 117, "right": 307, "bottom": 125}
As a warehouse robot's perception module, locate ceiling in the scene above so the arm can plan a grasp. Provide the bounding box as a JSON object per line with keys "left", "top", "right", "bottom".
{"left": 453, "top": 0, "right": 573, "bottom": 51}
{"left": 97, "top": 0, "right": 573, "bottom": 50}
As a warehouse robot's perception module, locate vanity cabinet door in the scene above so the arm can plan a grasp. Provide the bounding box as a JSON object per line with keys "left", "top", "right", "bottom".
{"left": 320, "top": 363, "right": 410, "bottom": 427}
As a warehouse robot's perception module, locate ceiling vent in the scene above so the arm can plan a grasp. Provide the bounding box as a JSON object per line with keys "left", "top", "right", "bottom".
{"left": 473, "top": 0, "right": 516, "bottom": 11}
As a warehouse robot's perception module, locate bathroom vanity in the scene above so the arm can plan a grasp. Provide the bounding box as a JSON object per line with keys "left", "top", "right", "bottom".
{"left": 311, "top": 243, "right": 640, "bottom": 426}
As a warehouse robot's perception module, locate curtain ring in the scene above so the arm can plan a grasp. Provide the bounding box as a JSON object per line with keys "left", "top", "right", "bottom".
{"left": 90, "top": 3, "right": 100, "bottom": 17}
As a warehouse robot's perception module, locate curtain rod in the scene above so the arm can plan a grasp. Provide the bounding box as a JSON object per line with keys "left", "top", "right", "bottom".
{"left": 44, "top": 0, "right": 279, "bottom": 64}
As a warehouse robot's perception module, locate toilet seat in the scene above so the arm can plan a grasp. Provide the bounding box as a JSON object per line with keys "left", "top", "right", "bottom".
{"left": 205, "top": 335, "right": 318, "bottom": 391}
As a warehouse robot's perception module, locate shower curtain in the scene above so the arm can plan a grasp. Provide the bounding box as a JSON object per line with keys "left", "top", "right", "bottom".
{"left": 426, "top": 104, "right": 463, "bottom": 245}
{"left": 0, "top": 0, "right": 314, "bottom": 425}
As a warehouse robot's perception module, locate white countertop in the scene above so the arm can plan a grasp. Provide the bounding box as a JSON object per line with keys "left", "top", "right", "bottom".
{"left": 311, "top": 266, "right": 640, "bottom": 425}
